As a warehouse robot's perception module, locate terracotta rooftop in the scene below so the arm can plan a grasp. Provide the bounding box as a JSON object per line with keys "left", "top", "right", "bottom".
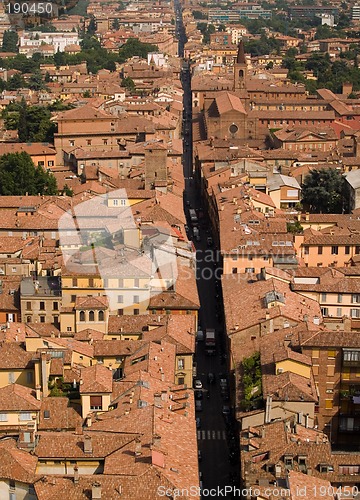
{"left": 80, "top": 364, "right": 113, "bottom": 394}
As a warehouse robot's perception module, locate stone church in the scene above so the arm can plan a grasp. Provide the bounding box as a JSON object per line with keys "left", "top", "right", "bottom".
{"left": 202, "top": 40, "right": 258, "bottom": 141}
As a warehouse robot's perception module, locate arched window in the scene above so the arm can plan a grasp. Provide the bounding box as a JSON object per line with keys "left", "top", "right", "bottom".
{"left": 89, "top": 310, "right": 95, "bottom": 321}
{"left": 79, "top": 311, "right": 85, "bottom": 322}
{"left": 98, "top": 310, "right": 104, "bottom": 321}
{"left": 239, "top": 70, "right": 244, "bottom": 78}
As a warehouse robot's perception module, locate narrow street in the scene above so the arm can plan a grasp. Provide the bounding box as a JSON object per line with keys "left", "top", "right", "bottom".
{"left": 176, "top": 10, "right": 241, "bottom": 496}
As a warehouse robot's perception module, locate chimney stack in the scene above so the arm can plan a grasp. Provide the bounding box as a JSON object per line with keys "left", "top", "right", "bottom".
{"left": 153, "top": 434, "right": 161, "bottom": 447}
{"left": 84, "top": 435, "right": 92, "bottom": 454}
{"left": 135, "top": 437, "right": 142, "bottom": 456}
{"left": 40, "top": 351, "right": 49, "bottom": 398}
{"left": 91, "top": 482, "right": 102, "bottom": 499}
{"left": 35, "top": 384, "right": 41, "bottom": 401}
{"left": 87, "top": 415, "right": 92, "bottom": 427}
{"left": 73, "top": 465, "right": 79, "bottom": 484}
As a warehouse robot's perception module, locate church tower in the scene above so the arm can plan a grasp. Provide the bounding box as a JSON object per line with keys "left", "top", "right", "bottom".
{"left": 233, "top": 40, "right": 247, "bottom": 91}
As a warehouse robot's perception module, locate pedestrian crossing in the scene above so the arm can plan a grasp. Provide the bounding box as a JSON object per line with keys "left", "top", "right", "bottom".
{"left": 197, "top": 430, "right": 227, "bottom": 441}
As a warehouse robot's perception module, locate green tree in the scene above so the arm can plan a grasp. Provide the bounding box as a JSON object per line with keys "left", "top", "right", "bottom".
{"left": 193, "top": 10, "right": 207, "bottom": 19}
{"left": 112, "top": 18, "right": 120, "bottom": 30}
{"left": 121, "top": 76, "right": 135, "bottom": 92}
{"left": 0, "top": 152, "right": 57, "bottom": 195}
{"left": 87, "top": 16, "right": 97, "bottom": 35}
{"left": 118, "top": 38, "right": 158, "bottom": 63}
{"left": 1, "top": 31, "right": 18, "bottom": 53}
{"left": 28, "top": 70, "right": 45, "bottom": 90}
{"left": 83, "top": 89, "right": 91, "bottom": 98}
{"left": 302, "top": 168, "right": 345, "bottom": 213}
{"left": 7, "top": 72, "right": 25, "bottom": 90}
{"left": 17, "top": 98, "right": 28, "bottom": 143}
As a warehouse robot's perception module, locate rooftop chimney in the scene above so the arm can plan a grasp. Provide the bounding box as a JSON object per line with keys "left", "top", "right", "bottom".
{"left": 73, "top": 465, "right": 79, "bottom": 484}
{"left": 154, "top": 393, "right": 162, "bottom": 407}
{"left": 92, "top": 482, "right": 102, "bottom": 500}
{"left": 153, "top": 434, "right": 161, "bottom": 447}
{"left": 84, "top": 435, "right": 92, "bottom": 454}
{"left": 35, "top": 384, "right": 41, "bottom": 401}
{"left": 135, "top": 437, "right": 142, "bottom": 456}
{"left": 87, "top": 415, "right": 92, "bottom": 427}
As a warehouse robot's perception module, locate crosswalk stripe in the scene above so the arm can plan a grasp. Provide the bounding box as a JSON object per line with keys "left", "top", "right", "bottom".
{"left": 197, "top": 430, "right": 228, "bottom": 441}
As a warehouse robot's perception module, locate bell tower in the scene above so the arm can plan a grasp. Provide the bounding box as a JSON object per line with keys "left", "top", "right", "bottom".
{"left": 234, "top": 40, "right": 247, "bottom": 91}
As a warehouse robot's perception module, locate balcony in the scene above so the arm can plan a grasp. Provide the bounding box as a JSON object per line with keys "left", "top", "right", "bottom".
{"left": 342, "top": 349, "right": 360, "bottom": 368}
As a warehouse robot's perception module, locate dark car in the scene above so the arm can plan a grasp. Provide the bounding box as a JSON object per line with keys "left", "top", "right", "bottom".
{"left": 207, "top": 372, "right": 216, "bottom": 384}
{"left": 195, "top": 390, "right": 203, "bottom": 400}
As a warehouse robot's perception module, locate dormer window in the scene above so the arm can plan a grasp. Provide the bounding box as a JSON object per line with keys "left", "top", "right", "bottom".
{"left": 284, "top": 455, "right": 293, "bottom": 469}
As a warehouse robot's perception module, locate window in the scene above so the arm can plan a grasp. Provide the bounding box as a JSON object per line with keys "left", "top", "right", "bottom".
{"left": 343, "top": 350, "right": 360, "bottom": 362}
{"left": 177, "top": 358, "right": 184, "bottom": 370}
{"left": 19, "top": 412, "right": 31, "bottom": 421}
{"left": 232, "top": 268, "right": 237, "bottom": 274}
{"left": 351, "top": 308, "right": 360, "bottom": 318}
{"left": 40, "top": 301, "right": 45, "bottom": 310}
{"left": 26, "top": 316, "right": 32, "bottom": 323}
{"left": 8, "top": 372, "right": 15, "bottom": 384}
{"left": 71, "top": 295, "right": 76, "bottom": 302}
{"left": 113, "top": 199, "right": 119, "bottom": 206}
{"left": 345, "top": 246, "right": 350, "bottom": 255}
{"left": 118, "top": 295, "right": 123, "bottom": 303}
{"left": 98, "top": 310, "right": 104, "bottom": 321}
{"left": 38, "top": 161, "right": 44, "bottom": 167}
{"left": 327, "top": 365, "right": 335, "bottom": 377}
{"left": 40, "top": 316, "right": 45, "bottom": 323}
{"left": 69, "top": 140, "right": 75, "bottom": 147}
{"left": 245, "top": 268, "right": 255, "bottom": 273}
{"left": 103, "top": 139, "right": 108, "bottom": 145}
{"left": 79, "top": 311, "right": 85, "bottom": 322}
{"left": 331, "top": 246, "right": 338, "bottom": 255}
{"left": 337, "top": 308, "right": 342, "bottom": 317}
{"left": 325, "top": 399, "right": 333, "bottom": 409}
{"left": 133, "top": 295, "right": 139, "bottom": 304}
{"left": 26, "top": 302, "right": 31, "bottom": 310}
{"left": 67, "top": 327, "right": 72, "bottom": 332}
{"left": 0, "top": 413, "right": 8, "bottom": 421}
{"left": 53, "top": 302, "right": 58, "bottom": 310}
{"left": 87, "top": 139, "right": 92, "bottom": 146}
{"left": 356, "top": 246, "right": 360, "bottom": 255}
{"left": 120, "top": 199, "right": 126, "bottom": 206}
{"left": 321, "top": 293, "right": 327, "bottom": 302}
{"left": 89, "top": 278, "right": 94, "bottom": 287}
{"left": 11, "top": 267, "right": 16, "bottom": 273}
{"left": 118, "top": 278, "right": 124, "bottom": 288}
{"left": 134, "top": 308, "right": 140, "bottom": 315}
{"left": 352, "top": 294, "right": 360, "bottom": 303}
{"left": 118, "top": 309, "right": 123, "bottom": 316}
{"left": 9, "top": 480, "right": 15, "bottom": 491}
{"left": 328, "top": 350, "right": 336, "bottom": 359}
{"left": 73, "top": 279, "right": 78, "bottom": 287}
{"left": 178, "top": 377, "right": 185, "bottom": 385}
{"left": 321, "top": 307, "right": 329, "bottom": 317}
{"left": 134, "top": 278, "right": 139, "bottom": 288}
{"left": 27, "top": 372, "right": 33, "bottom": 383}
{"left": 318, "top": 246, "right": 323, "bottom": 255}
{"left": 90, "top": 395, "right": 102, "bottom": 410}
{"left": 312, "top": 365, "right": 319, "bottom": 375}
{"left": 312, "top": 349, "right": 319, "bottom": 358}
{"left": 304, "top": 246, "right": 309, "bottom": 255}
{"left": 89, "top": 311, "right": 95, "bottom": 321}
{"left": 338, "top": 294, "right": 343, "bottom": 303}
{"left": 47, "top": 161, "right": 54, "bottom": 167}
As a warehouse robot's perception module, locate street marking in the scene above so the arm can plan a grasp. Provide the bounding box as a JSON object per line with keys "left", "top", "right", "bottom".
{"left": 197, "top": 430, "right": 228, "bottom": 441}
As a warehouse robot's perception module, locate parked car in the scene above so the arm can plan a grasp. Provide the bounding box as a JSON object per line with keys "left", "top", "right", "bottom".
{"left": 207, "top": 372, "right": 215, "bottom": 384}
{"left": 195, "top": 390, "right": 203, "bottom": 400}
{"left": 194, "top": 379, "right": 203, "bottom": 389}
{"left": 196, "top": 417, "right": 201, "bottom": 429}
{"left": 222, "top": 405, "right": 231, "bottom": 416}
{"left": 207, "top": 236, "right": 213, "bottom": 246}
{"left": 196, "top": 400, "right": 202, "bottom": 412}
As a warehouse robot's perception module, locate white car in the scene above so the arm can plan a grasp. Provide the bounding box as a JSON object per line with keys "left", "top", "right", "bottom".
{"left": 194, "top": 379, "right": 203, "bottom": 389}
